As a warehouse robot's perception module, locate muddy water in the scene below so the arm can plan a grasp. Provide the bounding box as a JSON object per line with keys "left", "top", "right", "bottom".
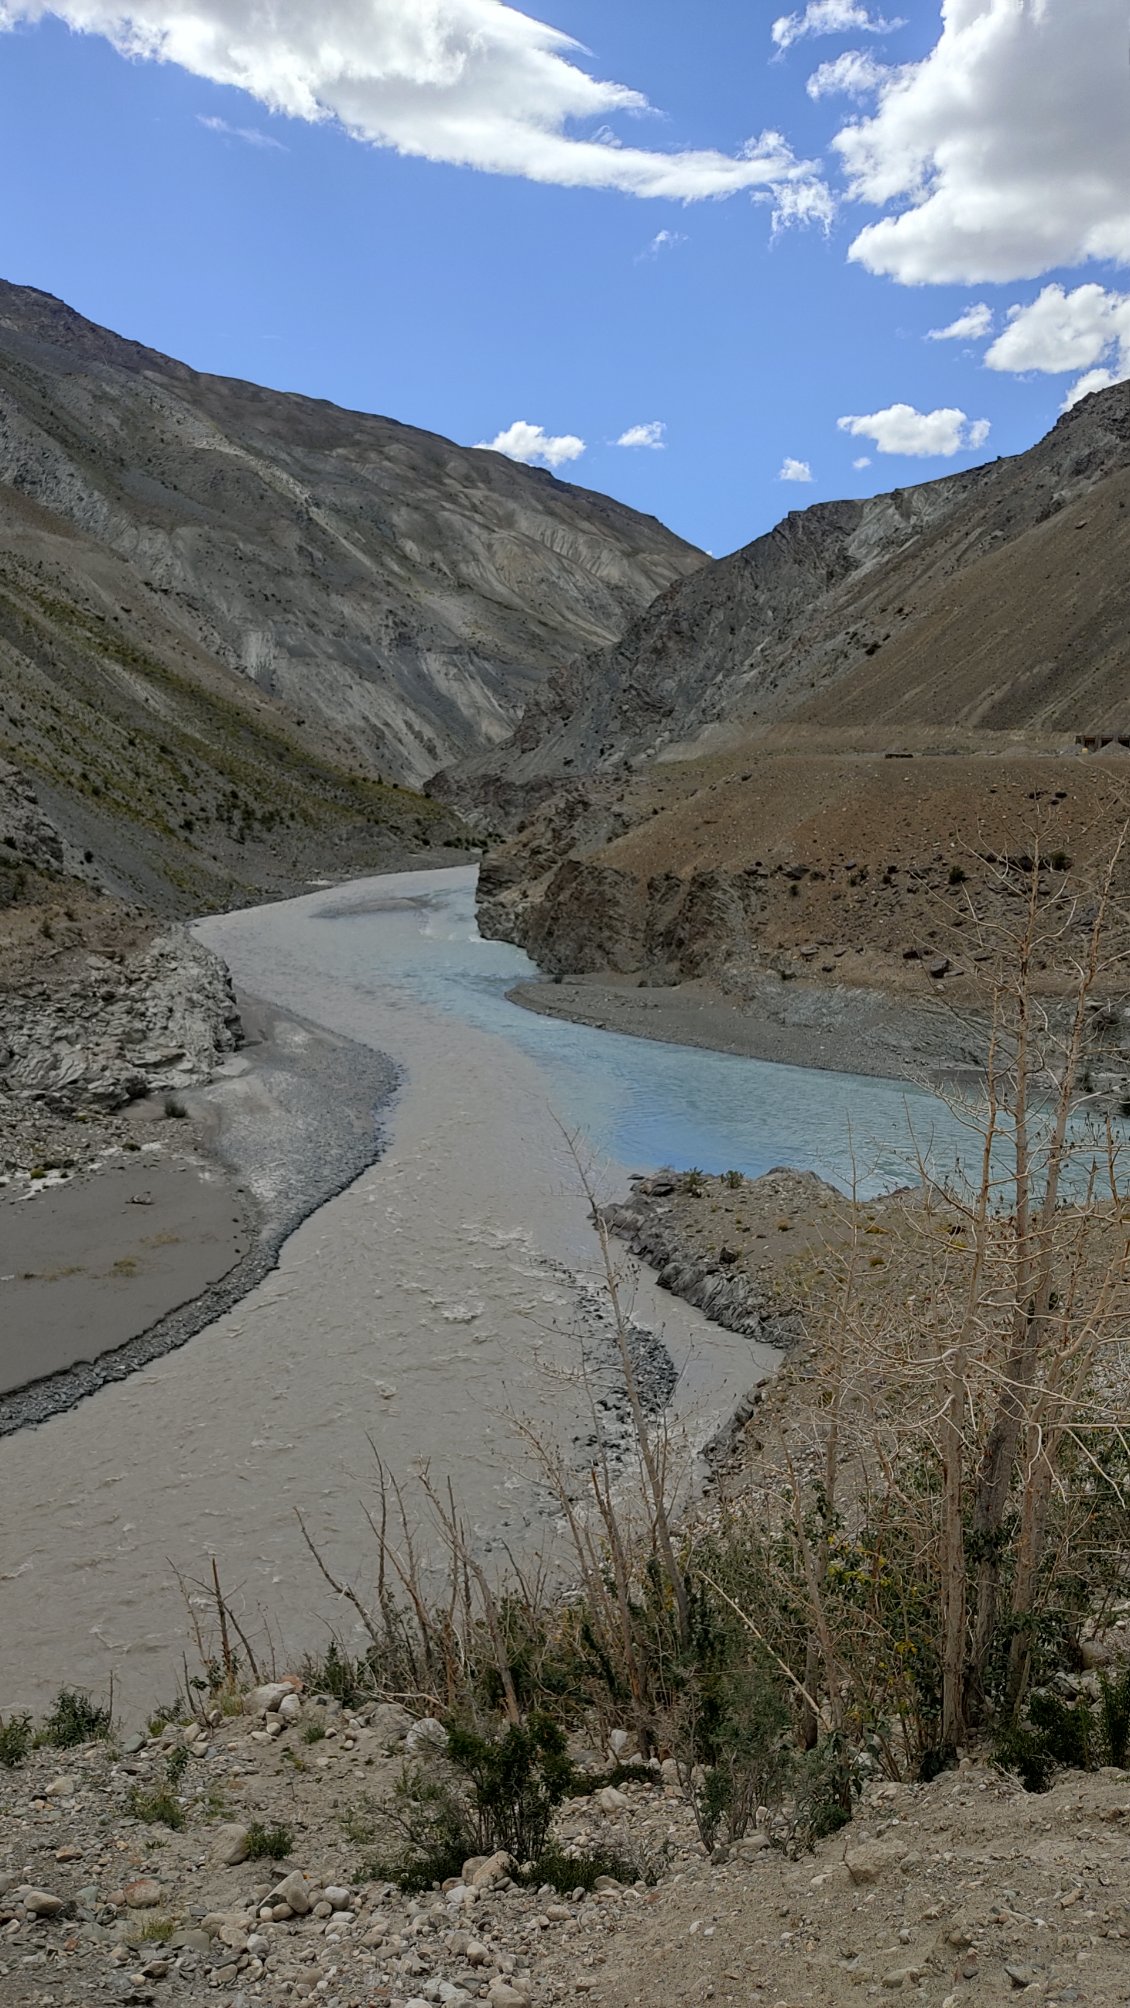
{"left": 0, "top": 869, "right": 955, "bottom": 1714}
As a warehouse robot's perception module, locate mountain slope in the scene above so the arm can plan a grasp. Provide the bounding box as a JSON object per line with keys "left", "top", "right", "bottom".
{"left": 457, "top": 379, "right": 1130, "bottom": 796}
{"left": 0, "top": 280, "right": 704, "bottom": 791}
{"left": 473, "top": 381, "right": 1130, "bottom": 1024}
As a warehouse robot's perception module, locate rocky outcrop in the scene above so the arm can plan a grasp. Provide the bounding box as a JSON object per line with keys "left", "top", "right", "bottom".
{"left": 0, "top": 926, "right": 241, "bottom": 1114}
{"left": 0, "top": 277, "right": 703, "bottom": 796}
{"left": 479, "top": 855, "right": 763, "bottom": 981}
{"left": 602, "top": 1170, "right": 813, "bottom": 1351}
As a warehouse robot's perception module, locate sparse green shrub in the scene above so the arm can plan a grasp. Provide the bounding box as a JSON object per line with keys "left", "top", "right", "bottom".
{"left": 1100, "top": 1666, "right": 1130, "bottom": 1769}
{"left": 516, "top": 1844, "right": 647, "bottom": 1894}
{"left": 948, "top": 864, "right": 967, "bottom": 885}
{"left": 245, "top": 1821, "right": 294, "bottom": 1861}
{"left": 680, "top": 1169, "right": 706, "bottom": 1197}
{"left": 300, "top": 1638, "right": 368, "bottom": 1709}
{"left": 165, "top": 1744, "right": 190, "bottom": 1787}
{"left": 353, "top": 1714, "right": 575, "bottom": 1891}
{"left": 301, "top": 1720, "right": 327, "bottom": 1744}
{"left": 721, "top": 1170, "right": 743, "bottom": 1190}
{"left": 38, "top": 1688, "right": 112, "bottom": 1748}
{"left": 128, "top": 1785, "right": 185, "bottom": 1829}
{"left": 0, "top": 1713, "right": 33, "bottom": 1768}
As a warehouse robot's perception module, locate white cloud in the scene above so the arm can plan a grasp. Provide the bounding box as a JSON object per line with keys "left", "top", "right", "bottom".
{"left": 837, "top": 0, "right": 1130, "bottom": 286}
{"left": 806, "top": 50, "right": 887, "bottom": 100}
{"left": 852, "top": 455, "right": 872, "bottom": 468}
{"left": 773, "top": 3, "right": 902, "bottom": 52}
{"left": 474, "top": 420, "right": 585, "bottom": 470}
{"left": 638, "top": 228, "right": 687, "bottom": 260}
{"left": 837, "top": 403, "right": 990, "bottom": 457}
{"left": 1, "top": 0, "right": 830, "bottom": 211}
{"left": 927, "top": 302, "right": 993, "bottom": 342}
{"left": 616, "top": 421, "right": 666, "bottom": 449}
{"left": 985, "top": 282, "right": 1130, "bottom": 374}
{"left": 1061, "top": 367, "right": 1120, "bottom": 411}
{"left": 779, "top": 456, "right": 813, "bottom": 481}
{"left": 197, "top": 112, "right": 284, "bottom": 148}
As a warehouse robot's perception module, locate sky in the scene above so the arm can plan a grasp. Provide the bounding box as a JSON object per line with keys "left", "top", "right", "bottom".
{"left": 1, "top": 0, "right": 1128, "bottom": 557}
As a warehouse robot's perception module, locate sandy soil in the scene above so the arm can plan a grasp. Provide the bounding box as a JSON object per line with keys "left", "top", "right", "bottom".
{"left": 0, "top": 1156, "right": 249, "bottom": 1394}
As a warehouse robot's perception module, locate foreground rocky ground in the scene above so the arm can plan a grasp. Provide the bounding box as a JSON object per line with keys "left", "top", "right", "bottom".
{"left": 3, "top": 1685, "right": 1130, "bottom": 2008}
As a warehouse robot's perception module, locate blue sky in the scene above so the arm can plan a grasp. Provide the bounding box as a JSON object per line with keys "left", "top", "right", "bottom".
{"left": 2, "top": 1, "right": 1127, "bottom": 556}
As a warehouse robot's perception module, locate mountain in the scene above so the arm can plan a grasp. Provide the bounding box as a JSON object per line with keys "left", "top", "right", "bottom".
{"left": 459, "top": 379, "right": 1130, "bottom": 797}
{"left": 0, "top": 278, "right": 702, "bottom": 909}
{"left": 0, "top": 282, "right": 702, "bottom": 788}
{"left": 473, "top": 381, "right": 1130, "bottom": 1014}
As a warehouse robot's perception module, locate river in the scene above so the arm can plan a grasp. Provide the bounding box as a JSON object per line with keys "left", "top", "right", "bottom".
{"left": 0, "top": 867, "right": 969, "bottom": 1714}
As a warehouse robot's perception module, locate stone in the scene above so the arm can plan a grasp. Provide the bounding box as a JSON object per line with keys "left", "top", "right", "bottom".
{"left": 45, "top": 1774, "right": 77, "bottom": 1796}
{"left": 278, "top": 1692, "right": 302, "bottom": 1722}
{"left": 245, "top": 1682, "right": 291, "bottom": 1717}
{"left": 486, "top": 1982, "right": 529, "bottom": 2008}
{"left": 405, "top": 1715, "right": 448, "bottom": 1755}
{"left": 267, "top": 1871, "right": 312, "bottom": 1916}
{"left": 1006, "top": 1967, "right": 1038, "bottom": 1989}
{"left": 122, "top": 1734, "right": 146, "bottom": 1756}
{"left": 597, "top": 1786, "right": 628, "bottom": 1814}
{"left": 123, "top": 1879, "right": 163, "bottom": 1910}
{"left": 471, "top": 1852, "right": 515, "bottom": 1890}
{"left": 844, "top": 1839, "right": 910, "bottom": 1885}
{"left": 322, "top": 1885, "right": 351, "bottom": 1908}
{"left": 12, "top": 1887, "right": 66, "bottom": 1917}
{"left": 210, "top": 1823, "right": 251, "bottom": 1867}
{"left": 466, "top": 1940, "right": 490, "bottom": 1965}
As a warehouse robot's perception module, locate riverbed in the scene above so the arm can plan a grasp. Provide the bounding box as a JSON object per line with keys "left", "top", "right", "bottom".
{"left": 0, "top": 867, "right": 966, "bottom": 1714}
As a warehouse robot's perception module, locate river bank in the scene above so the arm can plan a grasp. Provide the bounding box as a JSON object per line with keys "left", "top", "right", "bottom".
{"left": 0, "top": 996, "right": 400, "bottom": 1432}
{"left": 508, "top": 967, "right": 986, "bottom": 1089}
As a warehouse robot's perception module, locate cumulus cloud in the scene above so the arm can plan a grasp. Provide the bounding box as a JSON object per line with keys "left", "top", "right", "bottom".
{"left": 984, "top": 281, "right": 1130, "bottom": 411}
{"left": 837, "top": 403, "right": 990, "bottom": 457}
{"left": 475, "top": 421, "right": 585, "bottom": 470}
{"left": 616, "top": 421, "right": 666, "bottom": 449}
{"left": 852, "top": 455, "right": 872, "bottom": 468}
{"left": 772, "top": 2, "right": 902, "bottom": 52}
{"left": 927, "top": 302, "right": 993, "bottom": 342}
{"left": 197, "top": 112, "right": 284, "bottom": 148}
{"left": 836, "top": 0, "right": 1130, "bottom": 285}
{"left": 806, "top": 50, "right": 887, "bottom": 100}
{"left": 1, "top": 0, "right": 830, "bottom": 210}
{"left": 779, "top": 456, "right": 813, "bottom": 481}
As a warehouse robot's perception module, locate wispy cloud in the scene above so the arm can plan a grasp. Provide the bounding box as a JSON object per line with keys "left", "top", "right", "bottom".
{"left": 4, "top": 1, "right": 829, "bottom": 212}
{"left": 773, "top": 3, "right": 903, "bottom": 53}
{"left": 197, "top": 113, "right": 285, "bottom": 150}
{"left": 637, "top": 229, "right": 687, "bottom": 261}
{"left": 474, "top": 420, "right": 585, "bottom": 470}
{"left": 926, "top": 304, "right": 994, "bottom": 342}
{"left": 616, "top": 421, "right": 666, "bottom": 449}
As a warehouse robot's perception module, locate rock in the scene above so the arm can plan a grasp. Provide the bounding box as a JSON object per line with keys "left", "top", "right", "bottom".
{"left": 323, "top": 1884, "right": 351, "bottom": 1907}
{"left": 278, "top": 1691, "right": 303, "bottom": 1722}
{"left": 123, "top": 1879, "right": 163, "bottom": 1909}
{"left": 882, "top": 1968, "right": 921, "bottom": 1989}
{"left": 405, "top": 1714, "right": 448, "bottom": 1755}
{"left": 735, "top": 1832, "right": 769, "bottom": 1859}
{"left": 245, "top": 1682, "right": 292, "bottom": 1716}
{"left": 487, "top": 1981, "right": 529, "bottom": 2008}
{"left": 1006, "top": 1967, "right": 1038, "bottom": 1989}
{"left": 597, "top": 1786, "right": 628, "bottom": 1814}
{"left": 267, "top": 1870, "right": 312, "bottom": 1916}
{"left": 122, "top": 1734, "right": 146, "bottom": 1755}
{"left": 11, "top": 1887, "right": 66, "bottom": 1917}
{"left": 466, "top": 1941, "right": 490, "bottom": 1965}
{"left": 45, "top": 1774, "right": 77, "bottom": 1796}
{"left": 608, "top": 1728, "right": 634, "bottom": 1759}
{"left": 470, "top": 1851, "right": 515, "bottom": 1889}
{"left": 211, "top": 1823, "right": 251, "bottom": 1867}
{"left": 844, "top": 1839, "right": 911, "bottom": 1885}
{"left": 1080, "top": 1638, "right": 1110, "bottom": 1669}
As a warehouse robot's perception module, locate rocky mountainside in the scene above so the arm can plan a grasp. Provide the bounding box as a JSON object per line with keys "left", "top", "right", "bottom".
{"left": 456, "top": 378, "right": 1130, "bottom": 796}
{"left": 0, "top": 280, "right": 703, "bottom": 795}
{"left": 473, "top": 382, "right": 1130, "bottom": 1030}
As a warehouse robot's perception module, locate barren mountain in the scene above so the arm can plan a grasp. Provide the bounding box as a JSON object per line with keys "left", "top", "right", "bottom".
{"left": 473, "top": 382, "right": 1130, "bottom": 1024}
{"left": 458, "top": 378, "right": 1130, "bottom": 798}
{"left": 0, "top": 281, "right": 702, "bottom": 788}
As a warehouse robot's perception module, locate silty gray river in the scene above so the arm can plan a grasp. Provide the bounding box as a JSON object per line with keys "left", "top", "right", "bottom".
{"left": 0, "top": 867, "right": 972, "bottom": 1711}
